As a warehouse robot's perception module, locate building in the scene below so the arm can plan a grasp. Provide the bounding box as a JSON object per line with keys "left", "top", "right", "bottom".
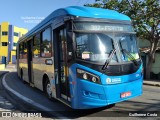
{"left": 0, "top": 22, "right": 28, "bottom": 64}
{"left": 138, "top": 39, "right": 160, "bottom": 80}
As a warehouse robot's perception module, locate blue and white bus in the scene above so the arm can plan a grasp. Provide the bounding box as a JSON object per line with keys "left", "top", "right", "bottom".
{"left": 17, "top": 6, "right": 143, "bottom": 109}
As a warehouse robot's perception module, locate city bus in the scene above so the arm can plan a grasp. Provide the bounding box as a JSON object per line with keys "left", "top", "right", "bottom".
{"left": 17, "top": 6, "right": 143, "bottom": 109}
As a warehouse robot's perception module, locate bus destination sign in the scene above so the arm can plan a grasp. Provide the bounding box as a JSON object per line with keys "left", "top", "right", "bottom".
{"left": 75, "top": 22, "right": 133, "bottom": 32}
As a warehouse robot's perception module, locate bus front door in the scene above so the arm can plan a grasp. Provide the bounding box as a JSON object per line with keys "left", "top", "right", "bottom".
{"left": 54, "top": 27, "right": 70, "bottom": 102}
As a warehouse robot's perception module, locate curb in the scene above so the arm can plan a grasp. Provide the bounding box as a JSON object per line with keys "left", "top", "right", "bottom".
{"left": 143, "top": 82, "right": 160, "bottom": 87}
{"left": 2, "top": 72, "right": 69, "bottom": 119}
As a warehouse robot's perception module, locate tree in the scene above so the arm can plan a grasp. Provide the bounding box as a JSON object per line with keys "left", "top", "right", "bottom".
{"left": 85, "top": 0, "right": 160, "bottom": 79}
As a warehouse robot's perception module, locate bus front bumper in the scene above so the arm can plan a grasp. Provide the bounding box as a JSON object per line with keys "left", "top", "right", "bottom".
{"left": 73, "top": 77, "right": 143, "bottom": 109}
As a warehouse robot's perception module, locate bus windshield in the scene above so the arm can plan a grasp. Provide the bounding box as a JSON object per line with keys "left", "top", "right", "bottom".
{"left": 75, "top": 33, "right": 118, "bottom": 63}
{"left": 75, "top": 33, "right": 139, "bottom": 63}
{"left": 117, "top": 34, "right": 139, "bottom": 62}
{"left": 74, "top": 22, "right": 139, "bottom": 64}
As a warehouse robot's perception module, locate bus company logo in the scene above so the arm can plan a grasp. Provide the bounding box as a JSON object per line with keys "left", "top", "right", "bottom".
{"left": 111, "top": 78, "right": 121, "bottom": 83}
{"left": 106, "top": 78, "right": 111, "bottom": 84}
{"left": 106, "top": 78, "right": 121, "bottom": 84}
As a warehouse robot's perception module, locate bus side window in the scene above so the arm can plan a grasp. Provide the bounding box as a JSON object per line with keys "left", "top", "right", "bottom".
{"left": 33, "top": 33, "right": 41, "bottom": 58}
{"left": 23, "top": 42, "right": 27, "bottom": 59}
{"left": 19, "top": 43, "right": 23, "bottom": 59}
{"left": 41, "top": 27, "right": 52, "bottom": 58}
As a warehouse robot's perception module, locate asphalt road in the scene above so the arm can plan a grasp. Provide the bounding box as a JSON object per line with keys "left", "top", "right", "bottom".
{"left": 0, "top": 72, "right": 52, "bottom": 120}
{"left": 0, "top": 72, "right": 160, "bottom": 120}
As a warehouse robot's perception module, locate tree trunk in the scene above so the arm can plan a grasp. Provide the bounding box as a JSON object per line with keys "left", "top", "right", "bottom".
{"left": 146, "top": 54, "right": 154, "bottom": 79}
{"left": 145, "top": 41, "right": 158, "bottom": 79}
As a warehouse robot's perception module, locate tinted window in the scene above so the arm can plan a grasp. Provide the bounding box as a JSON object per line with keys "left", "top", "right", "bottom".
{"left": 13, "top": 43, "right": 17, "bottom": 46}
{"left": 2, "top": 32, "right": 8, "bottom": 36}
{"left": 41, "top": 27, "right": 52, "bottom": 57}
{"left": 19, "top": 42, "right": 27, "bottom": 59}
{"left": 14, "top": 32, "right": 19, "bottom": 37}
{"left": 2, "top": 42, "right": 8, "bottom": 46}
{"left": 33, "top": 34, "right": 41, "bottom": 58}
{"left": 19, "top": 43, "right": 23, "bottom": 59}
{"left": 23, "top": 42, "right": 27, "bottom": 59}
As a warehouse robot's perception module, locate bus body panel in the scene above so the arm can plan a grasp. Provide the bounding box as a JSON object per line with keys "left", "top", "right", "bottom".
{"left": 100, "top": 65, "right": 143, "bottom": 85}
{"left": 103, "top": 79, "right": 142, "bottom": 104}
{"left": 69, "top": 63, "right": 143, "bottom": 109}
{"left": 76, "top": 79, "right": 142, "bottom": 109}
{"left": 32, "top": 57, "right": 54, "bottom": 91}
{"left": 18, "top": 57, "right": 54, "bottom": 92}
{"left": 19, "top": 59, "right": 29, "bottom": 82}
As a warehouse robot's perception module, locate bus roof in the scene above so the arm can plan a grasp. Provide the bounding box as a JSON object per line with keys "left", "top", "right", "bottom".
{"left": 64, "top": 6, "right": 130, "bottom": 20}
{"left": 19, "top": 6, "right": 130, "bottom": 42}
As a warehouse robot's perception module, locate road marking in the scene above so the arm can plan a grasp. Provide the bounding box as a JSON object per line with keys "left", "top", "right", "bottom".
{"left": 2, "top": 73, "right": 70, "bottom": 119}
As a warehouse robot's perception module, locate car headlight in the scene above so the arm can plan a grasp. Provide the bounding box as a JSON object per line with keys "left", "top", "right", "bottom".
{"left": 77, "top": 68, "right": 101, "bottom": 84}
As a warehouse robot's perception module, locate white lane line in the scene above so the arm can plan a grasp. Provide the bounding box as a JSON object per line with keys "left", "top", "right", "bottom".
{"left": 2, "top": 73, "right": 70, "bottom": 119}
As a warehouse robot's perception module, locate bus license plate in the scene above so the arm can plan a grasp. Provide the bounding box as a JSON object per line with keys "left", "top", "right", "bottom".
{"left": 121, "top": 91, "right": 131, "bottom": 98}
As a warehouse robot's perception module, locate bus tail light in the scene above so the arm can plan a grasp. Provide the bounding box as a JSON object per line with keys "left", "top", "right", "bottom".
{"left": 77, "top": 69, "right": 101, "bottom": 84}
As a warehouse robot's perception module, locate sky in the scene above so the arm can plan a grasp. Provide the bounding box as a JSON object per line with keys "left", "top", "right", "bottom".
{"left": 0, "top": 0, "right": 95, "bottom": 30}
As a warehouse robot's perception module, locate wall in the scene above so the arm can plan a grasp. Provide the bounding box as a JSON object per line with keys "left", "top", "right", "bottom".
{"left": 0, "top": 22, "right": 28, "bottom": 64}
{"left": 151, "top": 53, "right": 160, "bottom": 79}
{"left": 0, "top": 22, "right": 9, "bottom": 57}
{"left": 138, "top": 39, "right": 160, "bottom": 79}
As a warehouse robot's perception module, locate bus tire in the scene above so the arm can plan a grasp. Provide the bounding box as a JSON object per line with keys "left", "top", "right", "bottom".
{"left": 45, "top": 78, "right": 52, "bottom": 99}
{"left": 109, "top": 103, "right": 116, "bottom": 108}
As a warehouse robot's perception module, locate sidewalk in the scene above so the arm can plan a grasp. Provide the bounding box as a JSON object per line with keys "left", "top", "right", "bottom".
{"left": 143, "top": 79, "right": 160, "bottom": 87}
{"left": 0, "top": 64, "right": 17, "bottom": 72}
{"left": 0, "top": 72, "right": 16, "bottom": 112}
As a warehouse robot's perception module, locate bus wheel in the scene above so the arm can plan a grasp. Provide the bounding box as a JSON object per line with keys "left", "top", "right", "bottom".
{"left": 45, "top": 78, "right": 52, "bottom": 99}
{"left": 109, "top": 103, "right": 116, "bottom": 108}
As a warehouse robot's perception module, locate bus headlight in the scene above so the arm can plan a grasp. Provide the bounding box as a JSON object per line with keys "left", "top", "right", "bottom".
{"left": 91, "top": 76, "right": 97, "bottom": 83}
{"left": 83, "top": 73, "right": 88, "bottom": 80}
{"left": 77, "top": 69, "right": 101, "bottom": 84}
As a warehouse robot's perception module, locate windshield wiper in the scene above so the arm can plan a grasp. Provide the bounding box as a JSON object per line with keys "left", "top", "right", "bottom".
{"left": 119, "top": 40, "right": 138, "bottom": 66}
{"left": 102, "top": 49, "right": 116, "bottom": 70}
{"left": 122, "top": 49, "right": 139, "bottom": 66}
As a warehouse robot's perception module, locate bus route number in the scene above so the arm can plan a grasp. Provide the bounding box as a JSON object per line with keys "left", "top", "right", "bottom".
{"left": 91, "top": 25, "right": 124, "bottom": 31}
